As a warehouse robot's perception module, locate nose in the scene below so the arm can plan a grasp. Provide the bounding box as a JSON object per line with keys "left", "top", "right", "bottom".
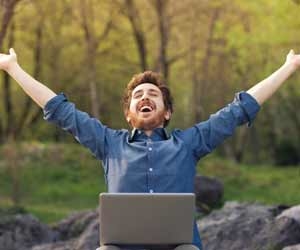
{"left": 141, "top": 92, "right": 150, "bottom": 100}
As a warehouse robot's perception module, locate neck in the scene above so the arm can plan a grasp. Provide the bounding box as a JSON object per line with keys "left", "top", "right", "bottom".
{"left": 144, "top": 130, "right": 153, "bottom": 137}
{"left": 132, "top": 126, "right": 164, "bottom": 137}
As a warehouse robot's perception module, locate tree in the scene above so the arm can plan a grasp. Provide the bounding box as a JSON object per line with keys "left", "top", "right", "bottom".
{"left": 0, "top": 0, "right": 21, "bottom": 141}
{"left": 124, "top": 0, "right": 148, "bottom": 71}
{"left": 74, "top": 0, "right": 114, "bottom": 119}
{"left": 0, "top": 0, "right": 20, "bottom": 48}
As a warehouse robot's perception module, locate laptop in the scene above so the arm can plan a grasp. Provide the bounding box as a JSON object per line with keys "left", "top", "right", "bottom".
{"left": 99, "top": 193, "right": 195, "bottom": 246}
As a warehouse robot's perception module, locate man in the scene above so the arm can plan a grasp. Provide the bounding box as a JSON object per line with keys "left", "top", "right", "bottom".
{"left": 0, "top": 48, "right": 299, "bottom": 250}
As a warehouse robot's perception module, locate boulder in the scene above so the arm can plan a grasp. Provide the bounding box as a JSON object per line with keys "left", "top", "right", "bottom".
{"left": 2, "top": 202, "right": 300, "bottom": 250}
{"left": 52, "top": 210, "right": 98, "bottom": 241}
{"left": 31, "top": 240, "right": 76, "bottom": 250}
{"left": 283, "top": 244, "right": 300, "bottom": 250}
{"left": 0, "top": 214, "right": 53, "bottom": 250}
{"left": 74, "top": 219, "right": 99, "bottom": 250}
{"left": 198, "top": 202, "right": 300, "bottom": 250}
{"left": 277, "top": 205, "right": 300, "bottom": 223}
{"left": 32, "top": 210, "right": 98, "bottom": 250}
{"left": 194, "top": 175, "right": 224, "bottom": 212}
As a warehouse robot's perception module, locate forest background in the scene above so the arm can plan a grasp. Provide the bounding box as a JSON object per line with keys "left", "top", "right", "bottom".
{"left": 0, "top": 0, "right": 300, "bottom": 222}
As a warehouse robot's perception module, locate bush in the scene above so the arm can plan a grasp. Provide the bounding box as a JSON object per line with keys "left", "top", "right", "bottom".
{"left": 274, "top": 140, "right": 300, "bottom": 166}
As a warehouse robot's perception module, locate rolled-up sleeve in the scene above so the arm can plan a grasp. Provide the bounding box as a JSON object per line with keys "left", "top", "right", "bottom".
{"left": 43, "top": 93, "right": 109, "bottom": 160}
{"left": 180, "top": 91, "right": 260, "bottom": 160}
{"left": 233, "top": 91, "right": 260, "bottom": 126}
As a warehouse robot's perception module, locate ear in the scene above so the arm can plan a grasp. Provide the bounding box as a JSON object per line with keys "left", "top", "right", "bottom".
{"left": 126, "top": 112, "right": 131, "bottom": 123}
{"left": 164, "top": 110, "right": 171, "bottom": 121}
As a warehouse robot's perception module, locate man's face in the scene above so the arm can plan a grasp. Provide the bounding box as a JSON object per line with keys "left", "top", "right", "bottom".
{"left": 126, "top": 83, "right": 171, "bottom": 130}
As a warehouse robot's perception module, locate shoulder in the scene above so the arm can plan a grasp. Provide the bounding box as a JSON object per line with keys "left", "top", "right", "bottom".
{"left": 170, "top": 128, "right": 195, "bottom": 141}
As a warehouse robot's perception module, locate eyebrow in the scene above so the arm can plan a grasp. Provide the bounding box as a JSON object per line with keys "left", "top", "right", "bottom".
{"left": 132, "top": 88, "right": 160, "bottom": 96}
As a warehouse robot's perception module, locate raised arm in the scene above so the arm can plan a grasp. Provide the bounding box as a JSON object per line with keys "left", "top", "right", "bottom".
{"left": 0, "top": 48, "right": 56, "bottom": 108}
{"left": 247, "top": 50, "right": 300, "bottom": 105}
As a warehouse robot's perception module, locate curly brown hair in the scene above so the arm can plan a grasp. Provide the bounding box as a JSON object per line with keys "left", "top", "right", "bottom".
{"left": 122, "top": 71, "right": 173, "bottom": 127}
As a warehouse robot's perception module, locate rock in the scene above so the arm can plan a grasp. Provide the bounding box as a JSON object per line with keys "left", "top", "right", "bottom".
{"left": 0, "top": 214, "right": 53, "bottom": 250}
{"left": 52, "top": 210, "right": 98, "bottom": 241}
{"left": 277, "top": 205, "right": 300, "bottom": 223}
{"left": 283, "top": 244, "right": 300, "bottom": 250}
{"left": 32, "top": 210, "right": 98, "bottom": 250}
{"left": 31, "top": 240, "right": 76, "bottom": 250}
{"left": 2, "top": 202, "right": 300, "bottom": 250}
{"left": 75, "top": 219, "right": 99, "bottom": 250}
{"left": 267, "top": 216, "right": 300, "bottom": 249}
{"left": 194, "top": 175, "right": 224, "bottom": 211}
{"left": 198, "top": 202, "right": 300, "bottom": 250}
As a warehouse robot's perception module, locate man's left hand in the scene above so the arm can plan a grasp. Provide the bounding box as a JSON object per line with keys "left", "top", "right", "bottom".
{"left": 285, "top": 49, "right": 300, "bottom": 69}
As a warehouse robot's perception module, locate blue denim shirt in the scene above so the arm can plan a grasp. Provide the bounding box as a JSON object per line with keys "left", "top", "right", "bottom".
{"left": 44, "top": 91, "right": 260, "bottom": 249}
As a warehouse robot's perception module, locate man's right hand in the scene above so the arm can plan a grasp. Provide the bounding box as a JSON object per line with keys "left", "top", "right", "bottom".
{"left": 0, "top": 48, "right": 18, "bottom": 72}
{"left": 0, "top": 48, "right": 56, "bottom": 108}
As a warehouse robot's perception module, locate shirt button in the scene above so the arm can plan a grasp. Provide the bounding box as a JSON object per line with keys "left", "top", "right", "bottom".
{"left": 138, "top": 130, "right": 141, "bottom": 134}
{"left": 148, "top": 147, "right": 152, "bottom": 151}
{"left": 149, "top": 168, "right": 153, "bottom": 172}
{"left": 149, "top": 189, "right": 154, "bottom": 193}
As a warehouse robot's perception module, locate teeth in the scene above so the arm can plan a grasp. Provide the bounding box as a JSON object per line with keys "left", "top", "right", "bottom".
{"left": 140, "top": 106, "right": 153, "bottom": 112}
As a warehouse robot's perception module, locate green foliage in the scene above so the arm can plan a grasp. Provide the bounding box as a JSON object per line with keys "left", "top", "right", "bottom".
{"left": 274, "top": 140, "right": 300, "bottom": 165}
{"left": 0, "top": 143, "right": 299, "bottom": 224}
{"left": 198, "top": 155, "right": 300, "bottom": 206}
{"left": 0, "top": 142, "right": 106, "bottom": 223}
{"left": 1, "top": 0, "right": 300, "bottom": 229}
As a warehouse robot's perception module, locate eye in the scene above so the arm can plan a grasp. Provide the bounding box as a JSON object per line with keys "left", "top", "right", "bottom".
{"left": 133, "top": 93, "right": 142, "bottom": 99}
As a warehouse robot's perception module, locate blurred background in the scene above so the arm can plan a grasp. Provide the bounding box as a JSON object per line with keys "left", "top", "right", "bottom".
{"left": 0, "top": 0, "right": 299, "bottom": 223}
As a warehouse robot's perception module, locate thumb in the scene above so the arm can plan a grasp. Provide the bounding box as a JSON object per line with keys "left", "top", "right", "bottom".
{"left": 9, "top": 48, "right": 16, "bottom": 56}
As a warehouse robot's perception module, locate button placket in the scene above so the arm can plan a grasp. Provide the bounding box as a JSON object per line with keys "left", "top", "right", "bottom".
{"left": 147, "top": 138, "right": 154, "bottom": 194}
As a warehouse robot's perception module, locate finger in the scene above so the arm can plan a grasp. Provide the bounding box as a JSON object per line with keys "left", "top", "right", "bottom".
{"left": 289, "top": 49, "right": 295, "bottom": 55}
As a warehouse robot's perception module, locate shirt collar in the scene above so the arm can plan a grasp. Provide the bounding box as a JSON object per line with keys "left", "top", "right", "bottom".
{"left": 129, "top": 127, "right": 170, "bottom": 142}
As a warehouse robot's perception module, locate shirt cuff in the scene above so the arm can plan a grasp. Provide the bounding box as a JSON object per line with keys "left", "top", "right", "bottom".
{"left": 234, "top": 91, "right": 260, "bottom": 127}
{"left": 43, "top": 93, "right": 67, "bottom": 121}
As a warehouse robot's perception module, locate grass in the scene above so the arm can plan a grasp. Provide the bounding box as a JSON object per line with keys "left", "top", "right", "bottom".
{"left": 198, "top": 156, "right": 300, "bottom": 206}
{"left": 0, "top": 142, "right": 106, "bottom": 223}
{"left": 0, "top": 142, "right": 299, "bottom": 223}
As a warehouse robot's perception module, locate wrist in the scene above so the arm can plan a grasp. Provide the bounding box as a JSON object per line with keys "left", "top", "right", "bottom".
{"left": 6, "top": 62, "right": 20, "bottom": 75}
{"left": 283, "top": 61, "right": 298, "bottom": 73}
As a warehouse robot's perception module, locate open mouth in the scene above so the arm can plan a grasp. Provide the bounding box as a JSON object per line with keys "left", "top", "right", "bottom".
{"left": 137, "top": 101, "right": 155, "bottom": 113}
{"left": 140, "top": 105, "right": 153, "bottom": 113}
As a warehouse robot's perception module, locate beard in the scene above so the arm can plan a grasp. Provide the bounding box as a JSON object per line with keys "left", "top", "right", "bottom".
{"left": 127, "top": 110, "right": 166, "bottom": 131}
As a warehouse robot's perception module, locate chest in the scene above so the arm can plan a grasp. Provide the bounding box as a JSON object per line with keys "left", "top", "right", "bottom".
{"left": 105, "top": 137, "right": 195, "bottom": 176}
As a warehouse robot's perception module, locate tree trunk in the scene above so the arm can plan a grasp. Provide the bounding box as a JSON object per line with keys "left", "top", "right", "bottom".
{"left": 78, "top": 0, "right": 113, "bottom": 119}
{"left": 0, "top": 0, "right": 20, "bottom": 141}
{"left": 198, "top": 7, "right": 220, "bottom": 100}
{"left": 191, "top": 7, "right": 220, "bottom": 123}
{"left": 16, "top": 17, "right": 44, "bottom": 138}
{"left": 189, "top": 11, "right": 203, "bottom": 122}
{"left": 3, "top": 21, "right": 15, "bottom": 140}
{"left": 0, "top": 0, "right": 20, "bottom": 48}
{"left": 87, "top": 47, "right": 100, "bottom": 119}
{"left": 124, "top": 0, "right": 148, "bottom": 71}
{"left": 153, "top": 0, "right": 170, "bottom": 81}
